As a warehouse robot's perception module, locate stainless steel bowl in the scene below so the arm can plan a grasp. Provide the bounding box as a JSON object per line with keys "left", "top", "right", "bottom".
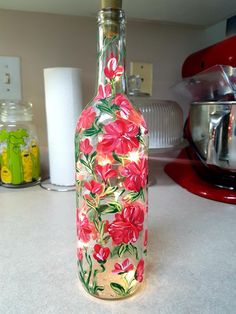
{"left": 189, "top": 101, "right": 236, "bottom": 171}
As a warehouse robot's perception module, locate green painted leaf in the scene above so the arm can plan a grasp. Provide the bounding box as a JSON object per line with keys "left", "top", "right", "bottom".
{"left": 111, "top": 104, "right": 120, "bottom": 110}
{"left": 84, "top": 197, "right": 96, "bottom": 210}
{"left": 136, "top": 128, "right": 145, "bottom": 145}
{"left": 96, "top": 204, "right": 109, "bottom": 214}
{"left": 85, "top": 251, "right": 92, "bottom": 268}
{"left": 80, "top": 159, "right": 92, "bottom": 173}
{"left": 112, "top": 152, "right": 123, "bottom": 163}
{"left": 78, "top": 271, "right": 84, "bottom": 283}
{"left": 100, "top": 99, "right": 109, "bottom": 106}
{"left": 124, "top": 191, "right": 141, "bottom": 202}
{"left": 110, "top": 282, "right": 126, "bottom": 296}
{"left": 140, "top": 188, "right": 145, "bottom": 202}
{"left": 93, "top": 218, "right": 99, "bottom": 232}
{"left": 97, "top": 104, "right": 114, "bottom": 115}
{"left": 95, "top": 286, "right": 104, "bottom": 293}
{"left": 118, "top": 243, "right": 127, "bottom": 257}
{"left": 127, "top": 243, "right": 135, "bottom": 256}
{"left": 102, "top": 235, "right": 110, "bottom": 243}
{"left": 83, "top": 126, "right": 101, "bottom": 137}
{"left": 97, "top": 201, "right": 121, "bottom": 215}
{"left": 89, "top": 151, "right": 97, "bottom": 163}
{"left": 104, "top": 186, "right": 118, "bottom": 195}
{"left": 99, "top": 220, "right": 106, "bottom": 235}
{"left": 108, "top": 201, "right": 122, "bottom": 212}
{"left": 111, "top": 245, "right": 121, "bottom": 258}
{"left": 130, "top": 243, "right": 139, "bottom": 260}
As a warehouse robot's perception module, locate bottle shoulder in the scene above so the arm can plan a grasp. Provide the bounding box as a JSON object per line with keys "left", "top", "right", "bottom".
{"left": 76, "top": 93, "right": 148, "bottom": 135}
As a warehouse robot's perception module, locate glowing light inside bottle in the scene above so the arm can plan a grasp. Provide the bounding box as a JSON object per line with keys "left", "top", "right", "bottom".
{"left": 128, "top": 151, "right": 140, "bottom": 163}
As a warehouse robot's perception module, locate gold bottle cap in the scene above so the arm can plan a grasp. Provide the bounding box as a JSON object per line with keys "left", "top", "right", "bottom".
{"left": 101, "top": 0, "right": 122, "bottom": 9}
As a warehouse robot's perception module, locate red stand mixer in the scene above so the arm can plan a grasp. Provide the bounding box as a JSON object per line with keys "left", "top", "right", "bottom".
{"left": 165, "top": 35, "right": 236, "bottom": 204}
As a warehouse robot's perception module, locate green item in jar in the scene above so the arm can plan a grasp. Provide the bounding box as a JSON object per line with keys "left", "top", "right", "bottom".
{"left": 30, "top": 140, "right": 40, "bottom": 180}
{"left": 0, "top": 128, "right": 29, "bottom": 184}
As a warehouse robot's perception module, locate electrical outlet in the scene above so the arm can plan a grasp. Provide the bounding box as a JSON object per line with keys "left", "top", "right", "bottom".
{"left": 0, "top": 56, "right": 22, "bottom": 101}
{"left": 130, "top": 61, "right": 153, "bottom": 95}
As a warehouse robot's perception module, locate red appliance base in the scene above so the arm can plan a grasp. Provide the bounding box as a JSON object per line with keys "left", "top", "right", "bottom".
{"left": 164, "top": 148, "right": 236, "bottom": 205}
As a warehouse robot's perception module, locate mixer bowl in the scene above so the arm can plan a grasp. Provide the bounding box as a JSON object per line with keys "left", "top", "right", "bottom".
{"left": 189, "top": 101, "right": 236, "bottom": 171}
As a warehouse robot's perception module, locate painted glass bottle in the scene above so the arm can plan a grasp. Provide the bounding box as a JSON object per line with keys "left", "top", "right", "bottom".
{"left": 75, "top": 0, "right": 148, "bottom": 299}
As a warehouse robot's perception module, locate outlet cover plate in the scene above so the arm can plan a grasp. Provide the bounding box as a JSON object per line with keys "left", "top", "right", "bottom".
{"left": 130, "top": 61, "right": 153, "bottom": 95}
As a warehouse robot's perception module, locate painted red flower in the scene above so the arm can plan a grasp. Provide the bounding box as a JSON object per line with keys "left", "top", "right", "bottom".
{"left": 94, "top": 83, "right": 112, "bottom": 101}
{"left": 104, "top": 57, "right": 124, "bottom": 80}
{"left": 84, "top": 180, "right": 103, "bottom": 194}
{"left": 120, "top": 157, "right": 148, "bottom": 192}
{"left": 77, "top": 247, "right": 83, "bottom": 261}
{"left": 113, "top": 94, "right": 132, "bottom": 117}
{"left": 135, "top": 259, "right": 144, "bottom": 282}
{"left": 108, "top": 203, "right": 144, "bottom": 245}
{"left": 95, "top": 164, "right": 117, "bottom": 181}
{"left": 113, "top": 94, "right": 144, "bottom": 125}
{"left": 97, "top": 119, "right": 139, "bottom": 155}
{"left": 76, "top": 107, "right": 96, "bottom": 130}
{"left": 112, "top": 258, "right": 134, "bottom": 274}
{"left": 93, "top": 244, "right": 110, "bottom": 262}
{"left": 77, "top": 214, "right": 92, "bottom": 243}
{"left": 80, "top": 138, "right": 93, "bottom": 155}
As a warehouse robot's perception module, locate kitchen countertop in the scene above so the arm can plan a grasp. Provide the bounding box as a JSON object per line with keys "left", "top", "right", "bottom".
{"left": 0, "top": 157, "right": 236, "bottom": 314}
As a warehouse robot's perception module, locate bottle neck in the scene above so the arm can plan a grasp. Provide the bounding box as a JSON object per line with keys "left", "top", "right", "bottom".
{"left": 95, "top": 8, "right": 127, "bottom": 97}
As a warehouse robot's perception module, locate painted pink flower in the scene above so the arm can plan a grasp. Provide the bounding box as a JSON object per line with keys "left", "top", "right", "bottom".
{"left": 135, "top": 259, "right": 144, "bottom": 282}
{"left": 95, "top": 164, "right": 117, "bottom": 181}
{"left": 76, "top": 107, "right": 96, "bottom": 130}
{"left": 112, "top": 258, "right": 134, "bottom": 274}
{"left": 77, "top": 214, "right": 93, "bottom": 243}
{"left": 120, "top": 157, "right": 148, "bottom": 192}
{"left": 104, "top": 57, "right": 124, "bottom": 80}
{"left": 108, "top": 203, "right": 144, "bottom": 245}
{"left": 97, "top": 119, "right": 139, "bottom": 155}
{"left": 84, "top": 180, "right": 103, "bottom": 194}
{"left": 113, "top": 94, "right": 132, "bottom": 118}
{"left": 77, "top": 247, "right": 83, "bottom": 261}
{"left": 94, "top": 83, "right": 112, "bottom": 101}
{"left": 93, "top": 244, "right": 110, "bottom": 262}
{"left": 113, "top": 94, "right": 144, "bottom": 125}
{"left": 80, "top": 139, "right": 93, "bottom": 155}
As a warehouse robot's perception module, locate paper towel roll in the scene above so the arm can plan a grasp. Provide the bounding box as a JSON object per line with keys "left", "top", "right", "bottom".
{"left": 44, "top": 67, "right": 82, "bottom": 186}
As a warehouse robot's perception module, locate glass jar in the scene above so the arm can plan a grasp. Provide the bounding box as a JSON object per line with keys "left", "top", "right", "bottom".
{"left": 0, "top": 101, "right": 40, "bottom": 187}
{"left": 75, "top": 0, "right": 148, "bottom": 300}
{"left": 128, "top": 75, "right": 183, "bottom": 150}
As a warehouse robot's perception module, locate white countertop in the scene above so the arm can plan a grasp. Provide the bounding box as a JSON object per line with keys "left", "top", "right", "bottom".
{"left": 1, "top": 158, "right": 236, "bottom": 314}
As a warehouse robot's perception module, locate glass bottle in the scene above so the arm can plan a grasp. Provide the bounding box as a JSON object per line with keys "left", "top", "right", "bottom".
{"left": 75, "top": 0, "right": 148, "bottom": 299}
{"left": 0, "top": 101, "right": 40, "bottom": 187}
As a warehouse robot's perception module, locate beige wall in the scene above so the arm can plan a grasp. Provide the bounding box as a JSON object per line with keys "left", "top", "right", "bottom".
{"left": 0, "top": 9, "right": 206, "bottom": 146}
